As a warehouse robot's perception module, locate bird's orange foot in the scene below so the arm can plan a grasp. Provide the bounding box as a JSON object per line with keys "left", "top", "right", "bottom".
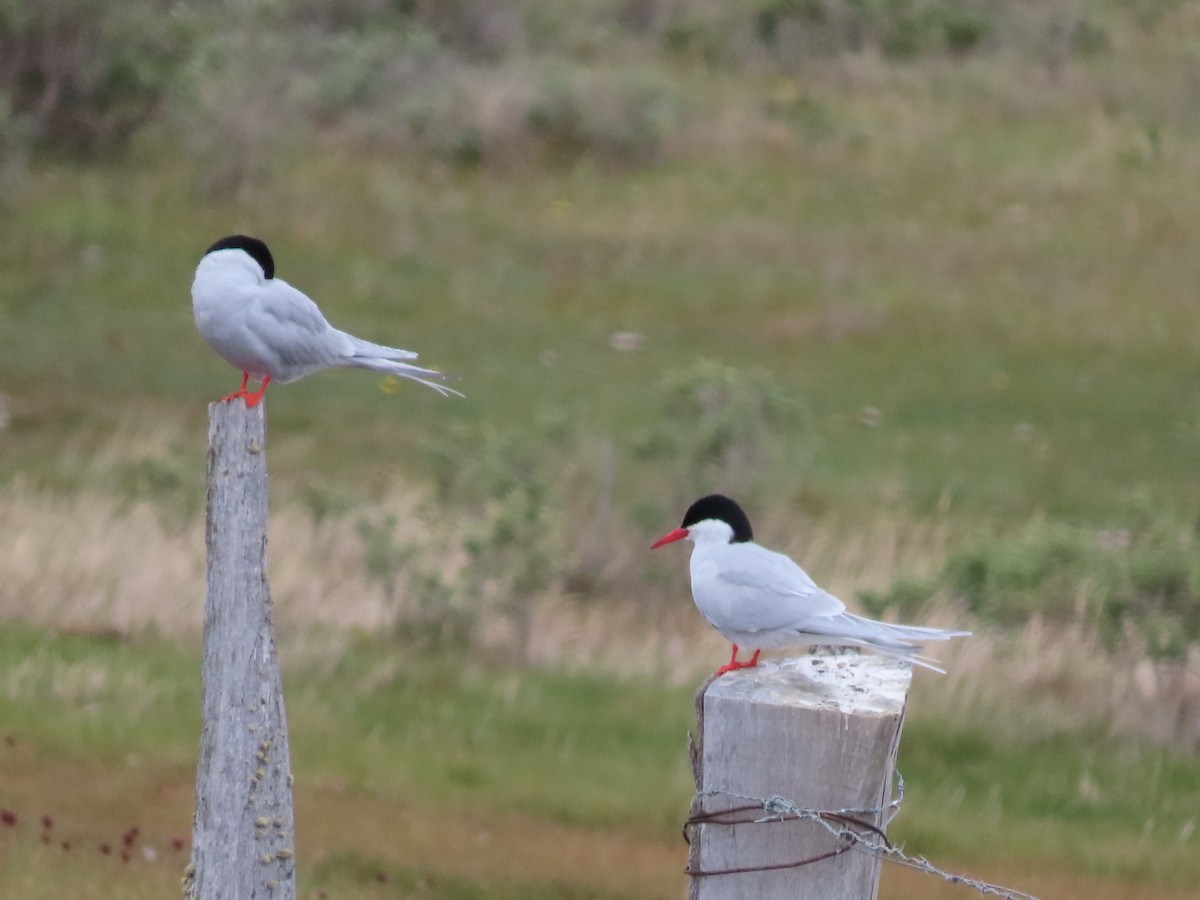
{"left": 219, "top": 373, "right": 251, "bottom": 403}
{"left": 242, "top": 376, "right": 270, "bottom": 408}
{"left": 714, "top": 646, "right": 761, "bottom": 677}
{"left": 218, "top": 373, "right": 270, "bottom": 407}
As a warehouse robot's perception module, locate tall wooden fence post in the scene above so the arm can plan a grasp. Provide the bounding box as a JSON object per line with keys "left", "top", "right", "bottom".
{"left": 687, "top": 655, "right": 912, "bottom": 900}
{"left": 186, "top": 401, "right": 296, "bottom": 900}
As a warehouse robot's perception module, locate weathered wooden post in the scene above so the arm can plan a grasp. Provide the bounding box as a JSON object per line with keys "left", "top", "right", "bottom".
{"left": 686, "top": 655, "right": 911, "bottom": 900}
{"left": 186, "top": 401, "right": 296, "bottom": 900}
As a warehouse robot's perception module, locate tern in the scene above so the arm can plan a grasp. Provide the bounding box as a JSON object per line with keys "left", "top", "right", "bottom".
{"left": 651, "top": 494, "right": 969, "bottom": 675}
{"left": 192, "top": 234, "right": 460, "bottom": 407}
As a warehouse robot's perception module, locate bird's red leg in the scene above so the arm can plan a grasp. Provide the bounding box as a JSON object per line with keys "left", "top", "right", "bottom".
{"left": 219, "top": 372, "right": 251, "bottom": 403}
{"left": 714, "top": 645, "right": 761, "bottom": 677}
{"left": 242, "top": 376, "right": 271, "bottom": 408}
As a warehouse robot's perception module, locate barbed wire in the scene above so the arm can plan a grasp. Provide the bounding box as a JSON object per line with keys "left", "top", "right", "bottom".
{"left": 684, "top": 770, "right": 1041, "bottom": 900}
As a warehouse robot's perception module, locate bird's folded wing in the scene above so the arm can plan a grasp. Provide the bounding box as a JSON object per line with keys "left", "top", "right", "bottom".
{"left": 258, "top": 279, "right": 335, "bottom": 332}
{"left": 251, "top": 280, "right": 353, "bottom": 367}
{"left": 709, "top": 546, "right": 847, "bottom": 634}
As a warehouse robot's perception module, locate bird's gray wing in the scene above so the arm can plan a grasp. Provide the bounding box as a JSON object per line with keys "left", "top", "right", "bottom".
{"left": 250, "top": 279, "right": 355, "bottom": 370}
{"left": 700, "top": 543, "right": 846, "bottom": 636}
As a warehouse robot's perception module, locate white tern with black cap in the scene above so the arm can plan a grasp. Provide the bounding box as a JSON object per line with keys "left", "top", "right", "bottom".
{"left": 192, "top": 234, "right": 461, "bottom": 407}
{"left": 651, "top": 494, "right": 969, "bottom": 676}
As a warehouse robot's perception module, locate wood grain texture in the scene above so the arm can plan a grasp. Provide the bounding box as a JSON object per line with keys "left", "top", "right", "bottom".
{"left": 689, "top": 655, "right": 911, "bottom": 900}
{"left": 187, "top": 401, "right": 296, "bottom": 900}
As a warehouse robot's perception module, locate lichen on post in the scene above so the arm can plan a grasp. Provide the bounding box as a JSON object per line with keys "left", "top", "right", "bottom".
{"left": 187, "top": 401, "right": 295, "bottom": 900}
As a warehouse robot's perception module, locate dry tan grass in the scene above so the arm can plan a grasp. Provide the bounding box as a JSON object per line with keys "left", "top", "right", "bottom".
{"left": 2, "top": 424, "right": 1198, "bottom": 749}
{"left": 0, "top": 480, "right": 443, "bottom": 636}
{"left": 0, "top": 480, "right": 204, "bottom": 635}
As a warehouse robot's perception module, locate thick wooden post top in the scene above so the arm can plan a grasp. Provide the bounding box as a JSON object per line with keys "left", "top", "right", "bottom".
{"left": 690, "top": 654, "right": 912, "bottom": 900}
{"left": 702, "top": 655, "right": 912, "bottom": 716}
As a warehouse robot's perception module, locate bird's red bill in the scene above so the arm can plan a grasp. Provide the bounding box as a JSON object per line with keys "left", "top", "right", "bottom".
{"left": 650, "top": 527, "right": 689, "bottom": 549}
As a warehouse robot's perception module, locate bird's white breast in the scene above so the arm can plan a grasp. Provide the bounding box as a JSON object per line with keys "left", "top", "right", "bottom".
{"left": 689, "top": 548, "right": 734, "bottom": 633}
{"left": 192, "top": 259, "right": 276, "bottom": 378}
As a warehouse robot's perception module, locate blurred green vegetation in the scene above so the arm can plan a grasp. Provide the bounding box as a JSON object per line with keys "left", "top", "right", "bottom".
{"left": 859, "top": 518, "right": 1200, "bottom": 658}
{"left": 2, "top": 0, "right": 1199, "bottom": 660}
{"left": 0, "top": 626, "right": 1196, "bottom": 899}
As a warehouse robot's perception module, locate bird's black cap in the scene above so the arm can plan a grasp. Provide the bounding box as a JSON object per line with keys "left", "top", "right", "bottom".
{"left": 204, "top": 235, "right": 275, "bottom": 280}
{"left": 680, "top": 494, "right": 754, "bottom": 543}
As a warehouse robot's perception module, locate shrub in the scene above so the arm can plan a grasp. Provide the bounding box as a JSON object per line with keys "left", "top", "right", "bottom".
{"left": 634, "top": 360, "right": 814, "bottom": 514}
{"left": 858, "top": 577, "right": 935, "bottom": 619}
{"left": 527, "top": 63, "right": 678, "bottom": 165}
{"left": 422, "top": 418, "right": 572, "bottom": 659}
{"left": 0, "top": 0, "right": 189, "bottom": 154}
{"left": 0, "top": 92, "right": 33, "bottom": 202}
{"left": 866, "top": 519, "right": 1200, "bottom": 659}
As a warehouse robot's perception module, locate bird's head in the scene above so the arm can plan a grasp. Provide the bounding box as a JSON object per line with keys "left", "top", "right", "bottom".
{"left": 197, "top": 235, "right": 276, "bottom": 284}
{"left": 649, "top": 494, "right": 754, "bottom": 549}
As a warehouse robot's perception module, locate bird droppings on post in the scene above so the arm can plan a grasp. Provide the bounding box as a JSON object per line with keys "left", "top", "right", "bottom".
{"left": 707, "top": 656, "right": 913, "bottom": 717}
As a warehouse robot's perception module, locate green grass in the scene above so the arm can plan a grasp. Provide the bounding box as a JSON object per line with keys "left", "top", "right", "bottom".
{"left": 5, "top": 54, "right": 1200, "bottom": 526}
{"left": 0, "top": 626, "right": 1197, "bottom": 898}
{"left": 5, "top": 139, "right": 1199, "bottom": 530}
{"left": 288, "top": 635, "right": 697, "bottom": 833}
{"left": 897, "top": 720, "right": 1200, "bottom": 883}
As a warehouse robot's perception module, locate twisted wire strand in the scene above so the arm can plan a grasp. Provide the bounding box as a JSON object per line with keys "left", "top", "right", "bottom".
{"left": 684, "top": 772, "right": 1041, "bottom": 900}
